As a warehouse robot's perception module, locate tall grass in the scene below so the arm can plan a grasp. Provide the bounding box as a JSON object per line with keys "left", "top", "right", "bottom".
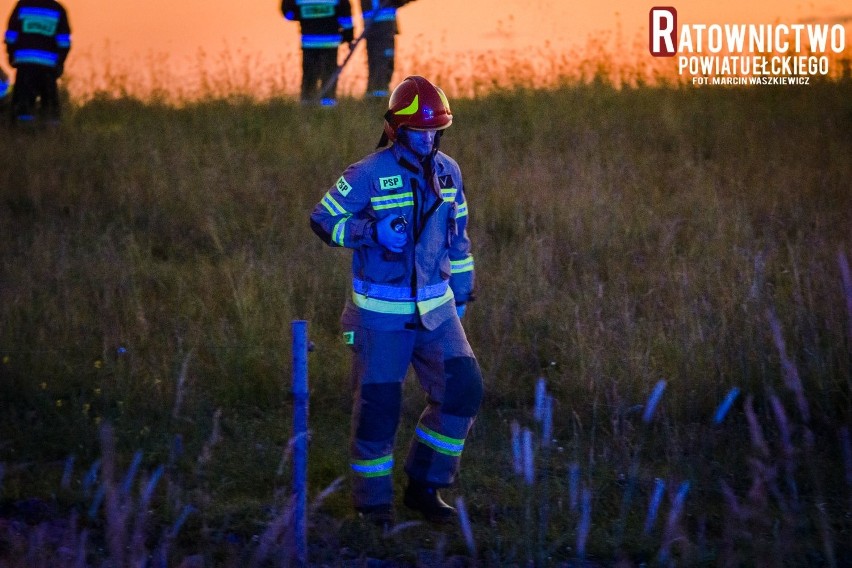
{"left": 55, "top": 30, "right": 852, "bottom": 103}
{"left": 1, "top": 76, "right": 851, "bottom": 565}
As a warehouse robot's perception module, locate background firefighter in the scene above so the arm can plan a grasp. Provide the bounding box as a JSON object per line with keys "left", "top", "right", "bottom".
{"left": 281, "top": 0, "right": 354, "bottom": 104}
{"left": 309, "top": 75, "right": 483, "bottom": 526}
{"left": 360, "top": 0, "right": 415, "bottom": 98}
{"left": 4, "top": 0, "right": 71, "bottom": 125}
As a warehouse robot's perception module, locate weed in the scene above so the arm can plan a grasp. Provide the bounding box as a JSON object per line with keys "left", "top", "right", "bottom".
{"left": 1, "top": 74, "right": 850, "bottom": 565}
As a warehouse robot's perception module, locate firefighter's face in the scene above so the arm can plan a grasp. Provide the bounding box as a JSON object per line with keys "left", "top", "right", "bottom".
{"left": 401, "top": 128, "right": 437, "bottom": 158}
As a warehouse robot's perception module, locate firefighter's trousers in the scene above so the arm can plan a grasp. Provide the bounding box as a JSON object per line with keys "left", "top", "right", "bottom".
{"left": 346, "top": 316, "right": 483, "bottom": 508}
{"left": 10, "top": 65, "right": 60, "bottom": 123}
{"left": 300, "top": 47, "right": 338, "bottom": 102}
{"left": 365, "top": 33, "right": 395, "bottom": 96}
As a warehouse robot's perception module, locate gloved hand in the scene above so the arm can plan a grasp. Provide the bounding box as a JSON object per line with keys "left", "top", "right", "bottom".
{"left": 456, "top": 303, "right": 467, "bottom": 319}
{"left": 375, "top": 214, "right": 407, "bottom": 253}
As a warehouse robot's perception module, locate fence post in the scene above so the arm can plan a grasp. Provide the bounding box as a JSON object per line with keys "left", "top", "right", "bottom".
{"left": 291, "top": 320, "right": 309, "bottom": 566}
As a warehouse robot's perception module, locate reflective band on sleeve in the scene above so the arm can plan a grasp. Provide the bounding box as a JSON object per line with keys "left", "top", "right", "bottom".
{"left": 55, "top": 33, "right": 70, "bottom": 48}
{"left": 371, "top": 192, "right": 413, "bottom": 211}
{"left": 351, "top": 455, "right": 394, "bottom": 478}
{"left": 456, "top": 202, "right": 468, "bottom": 218}
{"left": 331, "top": 218, "right": 347, "bottom": 246}
{"left": 415, "top": 424, "right": 464, "bottom": 457}
{"left": 450, "top": 257, "right": 474, "bottom": 274}
{"left": 321, "top": 192, "right": 348, "bottom": 216}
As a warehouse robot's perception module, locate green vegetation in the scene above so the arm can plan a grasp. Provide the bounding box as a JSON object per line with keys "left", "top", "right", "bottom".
{"left": 1, "top": 80, "right": 851, "bottom": 566}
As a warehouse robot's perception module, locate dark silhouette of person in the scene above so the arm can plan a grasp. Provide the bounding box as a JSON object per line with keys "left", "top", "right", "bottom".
{"left": 282, "top": 0, "right": 354, "bottom": 105}
{"left": 0, "top": 66, "right": 10, "bottom": 111}
{"left": 4, "top": 0, "right": 71, "bottom": 125}
{"left": 360, "top": 0, "right": 415, "bottom": 97}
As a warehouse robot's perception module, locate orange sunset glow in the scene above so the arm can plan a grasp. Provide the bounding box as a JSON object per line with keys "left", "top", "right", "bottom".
{"left": 1, "top": 0, "right": 850, "bottom": 99}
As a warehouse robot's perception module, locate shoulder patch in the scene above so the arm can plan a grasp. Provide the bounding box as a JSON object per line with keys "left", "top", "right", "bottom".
{"left": 336, "top": 176, "right": 353, "bottom": 196}
{"left": 439, "top": 175, "right": 454, "bottom": 188}
{"left": 379, "top": 175, "right": 404, "bottom": 190}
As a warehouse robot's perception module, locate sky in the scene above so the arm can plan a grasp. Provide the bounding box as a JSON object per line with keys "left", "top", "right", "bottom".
{"left": 1, "top": 0, "right": 849, "bottom": 98}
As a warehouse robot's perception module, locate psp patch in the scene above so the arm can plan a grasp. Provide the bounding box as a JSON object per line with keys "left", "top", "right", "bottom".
{"left": 301, "top": 4, "right": 335, "bottom": 18}
{"left": 336, "top": 176, "right": 353, "bottom": 196}
{"left": 379, "top": 175, "right": 403, "bottom": 190}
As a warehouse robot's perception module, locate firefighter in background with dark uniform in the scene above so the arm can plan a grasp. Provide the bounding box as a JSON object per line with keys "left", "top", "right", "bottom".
{"left": 360, "top": 0, "right": 414, "bottom": 97}
{"left": 310, "top": 76, "right": 483, "bottom": 525}
{"left": 282, "top": 0, "right": 354, "bottom": 105}
{"left": 4, "top": 0, "right": 71, "bottom": 125}
{"left": 0, "top": 66, "right": 10, "bottom": 114}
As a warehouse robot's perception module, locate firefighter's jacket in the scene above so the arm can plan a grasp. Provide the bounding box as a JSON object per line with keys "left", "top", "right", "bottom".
{"left": 282, "top": 0, "right": 354, "bottom": 49}
{"left": 310, "top": 142, "right": 475, "bottom": 332}
{"left": 359, "top": 0, "right": 413, "bottom": 39}
{"left": 4, "top": 0, "right": 71, "bottom": 72}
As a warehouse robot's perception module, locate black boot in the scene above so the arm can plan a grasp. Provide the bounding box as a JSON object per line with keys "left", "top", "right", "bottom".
{"left": 356, "top": 504, "right": 394, "bottom": 528}
{"left": 403, "top": 479, "right": 456, "bottom": 525}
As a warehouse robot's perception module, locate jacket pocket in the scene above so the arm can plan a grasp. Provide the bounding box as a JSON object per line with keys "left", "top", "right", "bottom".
{"left": 359, "top": 248, "right": 407, "bottom": 284}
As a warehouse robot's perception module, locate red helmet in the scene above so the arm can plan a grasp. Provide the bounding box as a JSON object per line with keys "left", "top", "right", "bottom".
{"left": 382, "top": 76, "right": 452, "bottom": 143}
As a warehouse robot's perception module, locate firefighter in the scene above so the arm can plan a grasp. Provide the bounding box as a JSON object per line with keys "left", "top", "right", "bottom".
{"left": 360, "top": 0, "right": 415, "bottom": 97}
{"left": 4, "top": 0, "right": 71, "bottom": 125}
{"left": 310, "top": 76, "right": 483, "bottom": 526}
{"left": 0, "top": 66, "right": 9, "bottom": 111}
{"left": 282, "top": 0, "right": 354, "bottom": 105}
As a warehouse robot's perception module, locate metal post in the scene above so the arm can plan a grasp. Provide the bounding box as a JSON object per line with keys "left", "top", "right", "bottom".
{"left": 291, "top": 320, "right": 309, "bottom": 566}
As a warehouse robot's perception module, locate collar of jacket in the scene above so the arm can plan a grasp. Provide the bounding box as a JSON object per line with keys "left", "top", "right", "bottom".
{"left": 390, "top": 142, "right": 439, "bottom": 174}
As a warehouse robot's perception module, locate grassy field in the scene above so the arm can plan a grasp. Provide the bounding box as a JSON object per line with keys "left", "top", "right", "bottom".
{"left": 1, "top": 79, "right": 851, "bottom": 566}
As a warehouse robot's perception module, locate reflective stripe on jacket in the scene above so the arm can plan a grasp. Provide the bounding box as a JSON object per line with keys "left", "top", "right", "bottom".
{"left": 359, "top": 0, "right": 413, "bottom": 38}
{"left": 361, "top": 0, "right": 397, "bottom": 28}
{"left": 310, "top": 142, "right": 475, "bottom": 331}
